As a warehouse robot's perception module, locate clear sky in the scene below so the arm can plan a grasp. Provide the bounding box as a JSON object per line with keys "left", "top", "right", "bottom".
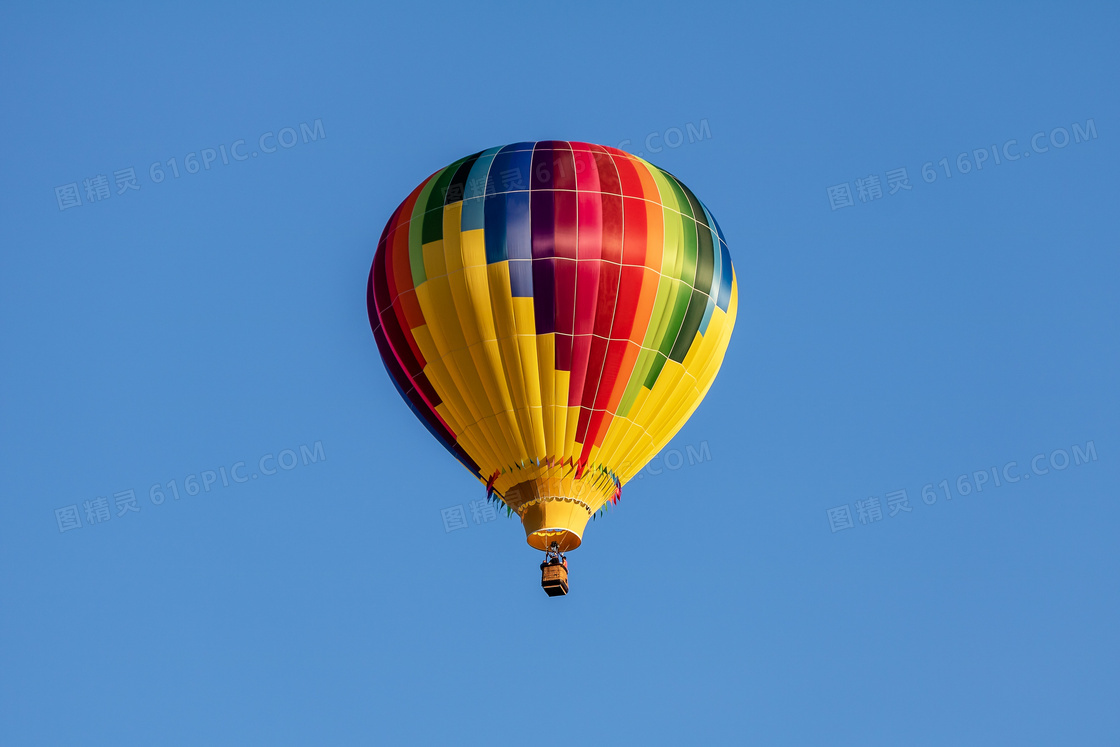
{"left": 1, "top": 2, "right": 1117, "bottom": 745}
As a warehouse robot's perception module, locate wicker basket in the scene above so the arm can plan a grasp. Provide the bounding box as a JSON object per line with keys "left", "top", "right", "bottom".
{"left": 540, "top": 563, "right": 569, "bottom": 596}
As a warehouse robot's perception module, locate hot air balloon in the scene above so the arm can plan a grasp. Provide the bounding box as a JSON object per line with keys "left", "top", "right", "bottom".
{"left": 367, "top": 141, "right": 737, "bottom": 595}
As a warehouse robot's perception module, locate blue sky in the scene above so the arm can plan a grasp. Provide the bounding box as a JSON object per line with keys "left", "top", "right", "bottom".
{"left": 1, "top": 2, "right": 1117, "bottom": 744}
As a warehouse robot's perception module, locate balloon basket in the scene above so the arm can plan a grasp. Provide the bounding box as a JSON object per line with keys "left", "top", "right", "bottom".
{"left": 541, "top": 562, "right": 569, "bottom": 596}
{"left": 540, "top": 542, "right": 569, "bottom": 596}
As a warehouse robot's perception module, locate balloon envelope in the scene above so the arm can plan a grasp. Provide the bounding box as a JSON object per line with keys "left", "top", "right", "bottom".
{"left": 368, "top": 141, "right": 737, "bottom": 551}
